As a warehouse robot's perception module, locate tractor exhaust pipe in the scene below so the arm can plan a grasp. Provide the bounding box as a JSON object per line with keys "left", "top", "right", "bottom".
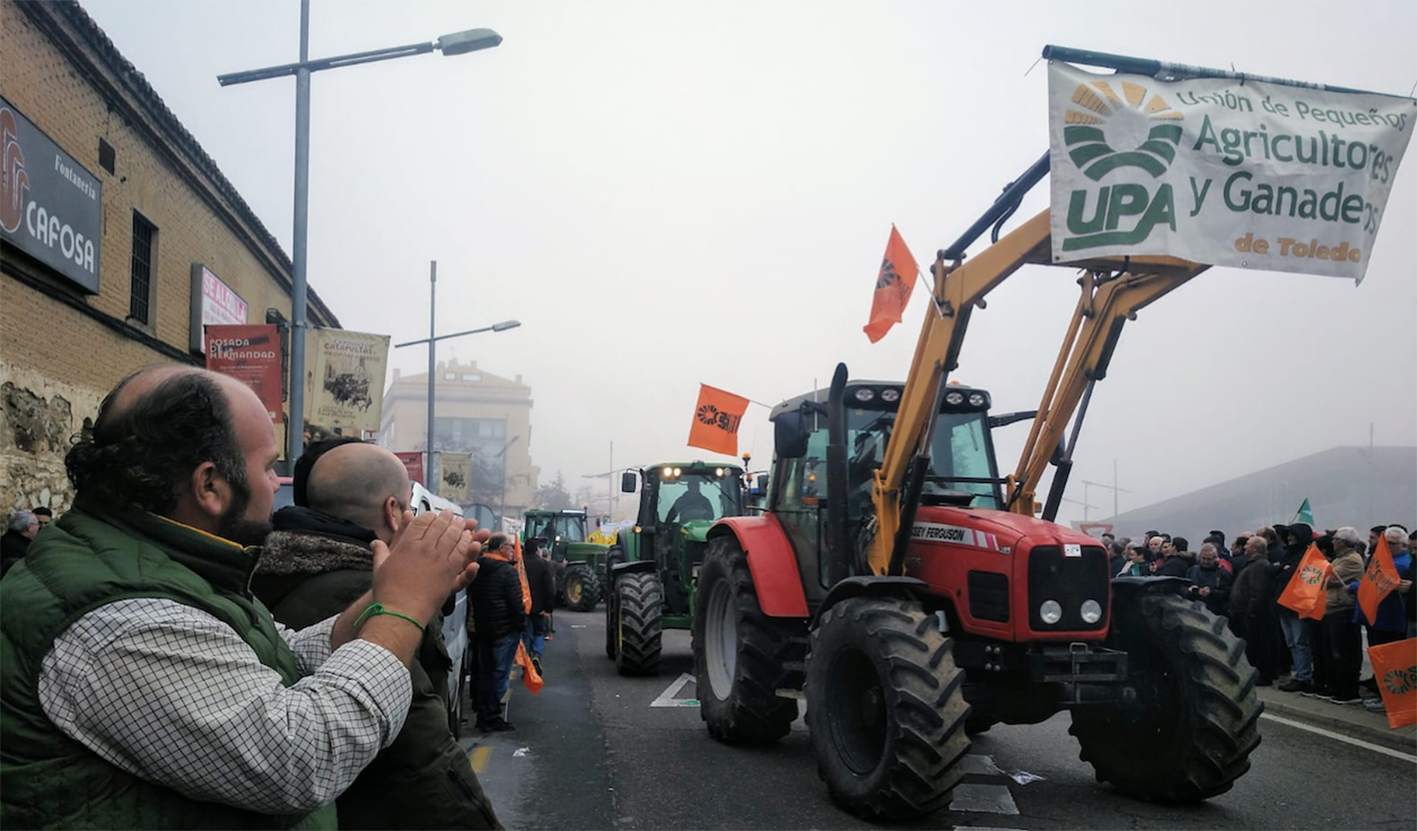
{"left": 825, "top": 363, "right": 851, "bottom": 583}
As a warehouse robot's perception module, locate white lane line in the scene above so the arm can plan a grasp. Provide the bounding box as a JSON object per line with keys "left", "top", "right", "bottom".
{"left": 948, "top": 783, "right": 1019, "bottom": 815}
{"left": 650, "top": 672, "right": 700, "bottom": 707}
{"left": 1261, "top": 713, "right": 1417, "bottom": 763}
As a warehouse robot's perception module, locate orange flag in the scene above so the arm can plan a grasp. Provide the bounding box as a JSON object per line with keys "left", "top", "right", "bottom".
{"left": 863, "top": 224, "right": 920, "bottom": 344}
{"left": 687, "top": 383, "right": 749, "bottom": 456}
{"left": 514, "top": 535, "right": 532, "bottom": 614}
{"left": 1277, "top": 544, "right": 1330, "bottom": 618}
{"left": 1366, "top": 638, "right": 1417, "bottom": 729}
{"left": 514, "top": 640, "right": 544, "bottom": 694}
{"left": 1358, "top": 534, "right": 1400, "bottom": 626}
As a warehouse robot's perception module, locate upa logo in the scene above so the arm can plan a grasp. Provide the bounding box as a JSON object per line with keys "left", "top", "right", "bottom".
{"left": 1060, "top": 80, "right": 1183, "bottom": 252}
{"left": 697, "top": 403, "right": 741, "bottom": 434}
{"left": 1, "top": 106, "right": 28, "bottom": 235}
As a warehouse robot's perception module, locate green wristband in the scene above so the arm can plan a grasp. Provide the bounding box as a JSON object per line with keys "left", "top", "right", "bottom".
{"left": 355, "top": 602, "right": 425, "bottom": 633}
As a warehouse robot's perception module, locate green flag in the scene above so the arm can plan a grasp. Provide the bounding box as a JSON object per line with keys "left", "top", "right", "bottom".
{"left": 1292, "top": 498, "right": 1315, "bottom": 526}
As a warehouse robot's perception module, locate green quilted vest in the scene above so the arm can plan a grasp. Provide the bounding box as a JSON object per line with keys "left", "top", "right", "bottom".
{"left": 0, "top": 497, "right": 338, "bottom": 830}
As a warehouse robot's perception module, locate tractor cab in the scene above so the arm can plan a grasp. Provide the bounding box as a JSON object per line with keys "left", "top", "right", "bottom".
{"left": 621, "top": 462, "right": 745, "bottom": 609}
{"left": 524, "top": 509, "right": 589, "bottom": 565}
{"left": 768, "top": 379, "right": 1005, "bottom": 603}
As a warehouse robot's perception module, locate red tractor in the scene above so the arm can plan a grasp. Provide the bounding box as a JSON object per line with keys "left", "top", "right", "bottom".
{"left": 691, "top": 150, "right": 1262, "bottom": 819}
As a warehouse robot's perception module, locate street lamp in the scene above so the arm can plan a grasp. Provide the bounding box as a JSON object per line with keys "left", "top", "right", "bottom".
{"left": 218, "top": 1, "right": 501, "bottom": 470}
{"left": 393, "top": 260, "right": 519, "bottom": 494}
{"left": 495, "top": 435, "right": 522, "bottom": 530}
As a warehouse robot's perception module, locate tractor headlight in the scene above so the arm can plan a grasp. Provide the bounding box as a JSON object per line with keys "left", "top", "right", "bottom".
{"left": 673, "top": 467, "right": 683, "bottom": 477}
{"left": 662, "top": 466, "right": 674, "bottom": 478}
{"left": 945, "top": 391, "right": 965, "bottom": 406}
{"left": 968, "top": 392, "right": 986, "bottom": 407}
{"left": 880, "top": 389, "right": 900, "bottom": 402}
{"left": 1039, "top": 600, "right": 1062, "bottom": 625}
{"left": 1080, "top": 599, "right": 1102, "bottom": 624}
{"left": 715, "top": 467, "right": 725, "bottom": 477}
{"left": 854, "top": 388, "right": 875, "bottom": 402}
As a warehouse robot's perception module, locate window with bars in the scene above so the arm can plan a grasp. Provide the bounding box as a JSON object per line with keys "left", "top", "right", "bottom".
{"left": 129, "top": 212, "right": 157, "bottom": 324}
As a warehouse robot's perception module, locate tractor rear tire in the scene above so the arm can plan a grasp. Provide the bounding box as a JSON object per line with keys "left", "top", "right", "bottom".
{"left": 694, "top": 535, "right": 804, "bottom": 744}
{"left": 604, "top": 551, "right": 625, "bottom": 659}
{"left": 806, "top": 597, "right": 970, "bottom": 821}
{"left": 564, "top": 565, "right": 601, "bottom": 612}
{"left": 615, "top": 571, "right": 663, "bottom": 676}
{"left": 1070, "top": 593, "right": 1262, "bottom": 802}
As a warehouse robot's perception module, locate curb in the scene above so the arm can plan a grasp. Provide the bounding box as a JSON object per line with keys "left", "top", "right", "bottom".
{"left": 1259, "top": 695, "right": 1417, "bottom": 755}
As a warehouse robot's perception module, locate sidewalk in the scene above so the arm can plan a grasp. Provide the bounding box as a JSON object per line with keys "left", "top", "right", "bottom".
{"left": 1257, "top": 684, "right": 1417, "bottom": 754}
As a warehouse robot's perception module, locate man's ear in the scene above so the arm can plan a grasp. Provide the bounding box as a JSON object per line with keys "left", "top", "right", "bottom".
{"left": 385, "top": 496, "right": 404, "bottom": 534}
{"left": 189, "top": 461, "right": 231, "bottom": 519}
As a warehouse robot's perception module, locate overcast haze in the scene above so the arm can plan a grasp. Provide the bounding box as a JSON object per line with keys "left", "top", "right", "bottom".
{"left": 81, "top": 0, "right": 1417, "bottom": 524}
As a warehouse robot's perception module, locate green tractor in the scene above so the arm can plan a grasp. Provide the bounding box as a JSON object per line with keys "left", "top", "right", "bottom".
{"left": 523, "top": 508, "right": 608, "bottom": 612}
{"left": 604, "top": 461, "right": 754, "bottom": 675}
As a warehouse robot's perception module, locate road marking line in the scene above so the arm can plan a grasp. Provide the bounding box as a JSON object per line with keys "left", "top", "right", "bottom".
{"left": 469, "top": 745, "right": 493, "bottom": 773}
{"left": 948, "top": 783, "right": 1019, "bottom": 815}
{"left": 650, "top": 672, "right": 700, "bottom": 707}
{"left": 1260, "top": 713, "right": 1417, "bottom": 763}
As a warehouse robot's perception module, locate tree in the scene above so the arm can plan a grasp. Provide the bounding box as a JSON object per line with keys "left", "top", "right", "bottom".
{"left": 534, "top": 470, "right": 573, "bottom": 511}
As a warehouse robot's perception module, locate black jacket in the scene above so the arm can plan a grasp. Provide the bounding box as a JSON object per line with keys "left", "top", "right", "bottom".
{"left": 1156, "top": 555, "right": 1191, "bottom": 578}
{"left": 1186, "top": 563, "right": 1233, "bottom": 616}
{"left": 524, "top": 554, "right": 557, "bottom": 616}
{"left": 470, "top": 555, "right": 526, "bottom": 641}
{"left": 1269, "top": 523, "right": 1314, "bottom": 603}
{"left": 0, "top": 530, "right": 31, "bottom": 577}
{"left": 253, "top": 506, "right": 501, "bottom": 830}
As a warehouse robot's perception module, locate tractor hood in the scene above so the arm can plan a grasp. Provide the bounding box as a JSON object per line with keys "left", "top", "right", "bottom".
{"left": 678, "top": 519, "right": 715, "bottom": 544}
{"left": 911, "top": 504, "right": 1100, "bottom": 554}
{"left": 565, "top": 541, "right": 610, "bottom": 555}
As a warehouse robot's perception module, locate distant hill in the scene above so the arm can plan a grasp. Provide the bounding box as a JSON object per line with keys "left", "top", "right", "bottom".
{"left": 1098, "top": 446, "right": 1416, "bottom": 544}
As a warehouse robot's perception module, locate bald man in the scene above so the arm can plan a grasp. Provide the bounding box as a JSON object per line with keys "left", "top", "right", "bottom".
{"left": 254, "top": 441, "right": 498, "bottom": 829}
{"left": 0, "top": 366, "right": 483, "bottom": 829}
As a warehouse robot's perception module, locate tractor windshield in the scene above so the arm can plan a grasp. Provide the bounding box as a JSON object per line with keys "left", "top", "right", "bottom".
{"left": 526, "top": 514, "right": 587, "bottom": 543}
{"left": 837, "top": 407, "right": 1001, "bottom": 511}
{"left": 655, "top": 470, "right": 743, "bottom": 524}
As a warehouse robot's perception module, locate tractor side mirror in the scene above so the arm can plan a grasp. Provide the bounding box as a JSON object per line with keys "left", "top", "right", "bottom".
{"left": 621, "top": 471, "right": 637, "bottom": 493}
{"left": 755, "top": 474, "right": 769, "bottom": 493}
{"left": 775, "top": 411, "right": 809, "bottom": 458}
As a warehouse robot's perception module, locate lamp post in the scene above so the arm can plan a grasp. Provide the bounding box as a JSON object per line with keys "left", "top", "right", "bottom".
{"left": 496, "top": 435, "right": 522, "bottom": 530}
{"left": 393, "top": 263, "right": 519, "bottom": 494}
{"left": 218, "top": 2, "right": 501, "bottom": 469}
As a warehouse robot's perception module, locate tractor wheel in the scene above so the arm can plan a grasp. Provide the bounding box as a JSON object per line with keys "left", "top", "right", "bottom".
{"left": 1070, "top": 593, "right": 1262, "bottom": 802}
{"left": 564, "top": 565, "right": 601, "bottom": 612}
{"left": 615, "top": 571, "right": 664, "bottom": 676}
{"left": 806, "top": 597, "right": 970, "bottom": 821}
{"left": 694, "top": 535, "right": 804, "bottom": 743}
{"left": 604, "top": 552, "right": 624, "bottom": 660}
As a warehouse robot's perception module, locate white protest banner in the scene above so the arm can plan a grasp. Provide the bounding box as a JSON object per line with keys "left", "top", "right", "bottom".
{"left": 1048, "top": 61, "right": 1415, "bottom": 283}
{"left": 306, "top": 329, "right": 390, "bottom": 433}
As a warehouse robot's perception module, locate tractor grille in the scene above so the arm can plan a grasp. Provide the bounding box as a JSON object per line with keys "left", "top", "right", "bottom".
{"left": 1027, "top": 545, "right": 1109, "bottom": 632}
{"left": 967, "top": 571, "right": 1010, "bottom": 622}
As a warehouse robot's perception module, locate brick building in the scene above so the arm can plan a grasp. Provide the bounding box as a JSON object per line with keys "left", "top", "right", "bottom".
{"left": 1, "top": 0, "right": 340, "bottom": 514}
{"left": 379, "top": 360, "right": 537, "bottom": 525}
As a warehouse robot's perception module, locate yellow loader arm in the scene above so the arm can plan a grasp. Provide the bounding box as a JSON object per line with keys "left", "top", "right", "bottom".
{"left": 867, "top": 207, "right": 1208, "bottom": 576}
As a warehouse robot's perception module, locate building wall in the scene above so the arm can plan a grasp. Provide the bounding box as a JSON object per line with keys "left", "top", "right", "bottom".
{"left": 380, "top": 360, "right": 537, "bottom": 523}
{"left": 1, "top": 1, "right": 337, "bottom": 513}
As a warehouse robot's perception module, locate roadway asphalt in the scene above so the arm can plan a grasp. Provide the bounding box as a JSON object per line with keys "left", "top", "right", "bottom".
{"left": 460, "top": 609, "right": 1417, "bottom": 830}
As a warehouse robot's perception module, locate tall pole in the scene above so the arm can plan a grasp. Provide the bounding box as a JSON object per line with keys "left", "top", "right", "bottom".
{"left": 286, "top": 0, "right": 312, "bottom": 469}
{"left": 608, "top": 440, "right": 614, "bottom": 520}
{"left": 1113, "top": 458, "right": 1119, "bottom": 519}
{"left": 426, "top": 260, "right": 438, "bottom": 494}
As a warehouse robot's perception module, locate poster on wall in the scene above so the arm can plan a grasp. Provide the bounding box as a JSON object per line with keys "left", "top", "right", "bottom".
{"left": 394, "top": 451, "right": 425, "bottom": 487}
{"left": 189, "top": 265, "right": 249, "bottom": 353}
{"left": 204, "top": 324, "right": 282, "bottom": 422}
{"left": 305, "top": 329, "right": 390, "bottom": 433}
{"left": 440, "top": 452, "right": 471, "bottom": 502}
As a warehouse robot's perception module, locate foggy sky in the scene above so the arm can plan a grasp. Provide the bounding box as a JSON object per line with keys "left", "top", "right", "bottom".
{"left": 81, "top": 0, "right": 1417, "bottom": 525}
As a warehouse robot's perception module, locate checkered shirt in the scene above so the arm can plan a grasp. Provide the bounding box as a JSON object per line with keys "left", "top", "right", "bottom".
{"left": 39, "top": 597, "right": 411, "bottom": 814}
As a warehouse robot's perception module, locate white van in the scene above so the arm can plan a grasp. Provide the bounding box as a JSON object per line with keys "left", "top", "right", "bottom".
{"left": 408, "top": 482, "right": 471, "bottom": 737}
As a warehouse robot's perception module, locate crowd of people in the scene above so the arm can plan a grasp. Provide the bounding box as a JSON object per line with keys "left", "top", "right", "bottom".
{"left": 0, "top": 366, "right": 504, "bottom": 829}
{"left": 1103, "top": 523, "right": 1416, "bottom": 710}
